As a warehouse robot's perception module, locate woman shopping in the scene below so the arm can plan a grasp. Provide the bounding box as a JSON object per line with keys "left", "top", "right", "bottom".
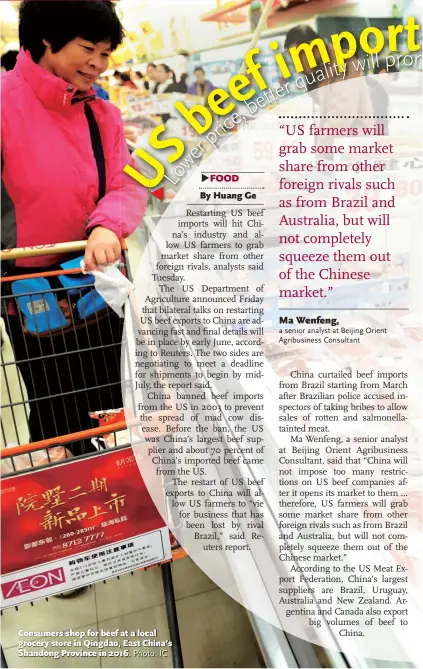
{"left": 1, "top": 0, "right": 147, "bottom": 454}
{"left": 284, "top": 25, "right": 374, "bottom": 125}
{"left": 187, "top": 67, "right": 216, "bottom": 97}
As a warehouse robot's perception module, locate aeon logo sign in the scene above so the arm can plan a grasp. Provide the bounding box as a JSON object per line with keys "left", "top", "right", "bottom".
{"left": 2, "top": 567, "right": 66, "bottom": 599}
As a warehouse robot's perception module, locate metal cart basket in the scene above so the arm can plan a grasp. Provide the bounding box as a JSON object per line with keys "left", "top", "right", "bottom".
{"left": 1, "top": 241, "right": 185, "bottom": 668}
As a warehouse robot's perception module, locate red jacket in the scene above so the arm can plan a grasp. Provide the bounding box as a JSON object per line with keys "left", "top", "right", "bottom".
{"left": 1, "top": 50, "right": 147, "bottom": 267}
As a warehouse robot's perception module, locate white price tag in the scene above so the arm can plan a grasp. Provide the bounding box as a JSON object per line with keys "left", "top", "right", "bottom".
{"left": 126, "top": 94, "right": 172, "bottom": 117}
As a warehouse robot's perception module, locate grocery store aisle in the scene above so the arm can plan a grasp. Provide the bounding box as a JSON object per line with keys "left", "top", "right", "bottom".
{"left": 2, "top": 557, "right": 263, "bottom": 668}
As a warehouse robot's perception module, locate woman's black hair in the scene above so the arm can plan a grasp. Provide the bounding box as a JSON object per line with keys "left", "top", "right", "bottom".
{"left": 157, "top": 63, "right": 175, "bottom": 80}
{"left": 194, "top": 66, "right": 205, "bottom": 74}
{"left": 284, "top": 24, "right": 324, "bottom": 93}
{"left": 19, "top": 0, "right": 124, "bottom": 63}
{"left": 374, "top": 57, "right": 398, "bottom": 74}
{"left": 120, "top": 72, "right": 132, "bottom": 82}
{"left": 146, "top": 62, "right": 156, "bottom": 69}
{"left": 284, "top": 24, "right": 320, "bottom": 50}
{"left": 1, "top": 50, "right": 19, "bottom": 71}
{"left": 157, "top": 63, "right": 172, "bottom": 73}
{"left": 176, "top": 72, "right": 188, "bottom": 92}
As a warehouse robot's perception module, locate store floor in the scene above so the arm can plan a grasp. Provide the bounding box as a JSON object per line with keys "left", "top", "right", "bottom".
{"left": 2, "top": 557, "right": 264, "bottom": 668}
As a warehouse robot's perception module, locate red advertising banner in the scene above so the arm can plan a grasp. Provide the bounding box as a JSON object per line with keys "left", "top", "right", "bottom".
{"left": 1, "top": 447, "right": 171, "bottom": 607}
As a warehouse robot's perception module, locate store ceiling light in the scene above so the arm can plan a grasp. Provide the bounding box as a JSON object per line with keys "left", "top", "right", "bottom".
{"left": 0, "top": 1, "right": 18, "bottom": 23}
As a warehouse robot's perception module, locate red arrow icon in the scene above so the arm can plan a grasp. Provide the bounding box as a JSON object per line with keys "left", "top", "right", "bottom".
{"left": 151, "top": 187, "right": 164, "bottom": 201}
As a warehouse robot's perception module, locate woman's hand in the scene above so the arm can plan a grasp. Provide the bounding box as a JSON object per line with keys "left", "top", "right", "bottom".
{"left": 84, "top": 226, "right": 121, "bottom": 272}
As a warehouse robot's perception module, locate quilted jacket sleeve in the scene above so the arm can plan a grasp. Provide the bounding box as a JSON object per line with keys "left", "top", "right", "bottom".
{"left": 85, "top": 109, "right": 148, "bottom": 239}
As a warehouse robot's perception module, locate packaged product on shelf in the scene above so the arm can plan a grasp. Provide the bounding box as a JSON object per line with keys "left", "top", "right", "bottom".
{"left": 89, "top": 408, "right": 140, "bottom": 450}
{"left": 123, "top": 118, "right": 158, "bottom": 141}
{"left": 272, "top": 356, "right": 310, "bottom": 377}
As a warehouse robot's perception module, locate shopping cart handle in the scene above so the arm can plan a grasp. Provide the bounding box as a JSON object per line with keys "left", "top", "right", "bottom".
{"left": 0, "top": 241, "right": 87, "bottom": 261}
{"left": 0, "top": 238, "right": 127, "bottom": 261}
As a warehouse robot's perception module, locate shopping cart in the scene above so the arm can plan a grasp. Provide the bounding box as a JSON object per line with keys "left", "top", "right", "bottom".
{"left": 0, "top": 241, "right": 185, "bottom": 668}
